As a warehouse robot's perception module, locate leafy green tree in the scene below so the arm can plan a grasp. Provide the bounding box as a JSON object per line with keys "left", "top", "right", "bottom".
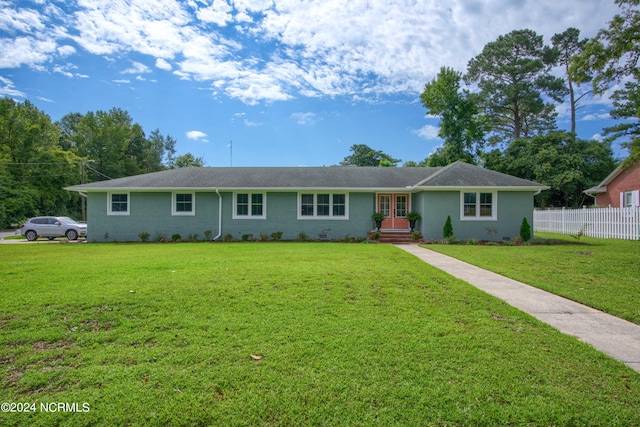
{"left": 571, "top": 0, "right": 640, "bottom": 166}
{"left": 519, "top": 217, "right": 531, "bottom": 242}
{"left": 342, "top": 144, "right": 400, "bottom": 166}
{"left": 0, "top": 98, "right": 82, "bottom": 225}
{"left": 551, "top": 28, "right": 590, "bottom": 134}
{"left": 443, "top": 215, "right": 454, "bottom": 239}
{"left": 420, "top": 67, "right": 488, "bottom": 165}
{"left": 466, "top": 29, "right": 567, "bottom": 145}
{"left": 483, "top": 131, "right": 616, "bottom": 207}
{"left": 170, "top": 153, "right": 205, "bottom": 168}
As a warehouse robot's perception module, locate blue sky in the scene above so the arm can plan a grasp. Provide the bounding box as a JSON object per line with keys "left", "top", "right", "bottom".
{"left": 0, "top": 0, "right": 629, "bottom": 167}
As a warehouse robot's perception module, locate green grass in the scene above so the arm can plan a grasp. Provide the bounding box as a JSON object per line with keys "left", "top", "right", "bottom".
{"left": 426, "top": 233, "right": 640, "bottom": 325}
{"left": 1, "top": 242, "right": 639, "bottom": 426}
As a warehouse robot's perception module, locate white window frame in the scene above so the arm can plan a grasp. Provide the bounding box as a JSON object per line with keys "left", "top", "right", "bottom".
{"left": 233, "top": 192, "right": 267, "bottom": 219}
{"left": 172, "top": 192, "right": 195, "bottom": 216}
{"left": 297, "top": 192, "right": 349, "bottom": 220}
{"left": 107, "top": 192, "right": 130, "bottom": 216}
{"left": 460, "top": 191, "right": 497, "bottom": 221}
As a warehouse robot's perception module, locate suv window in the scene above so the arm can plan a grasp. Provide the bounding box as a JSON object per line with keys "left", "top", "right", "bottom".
{"left": 32, "top": 218, "right": 47, "bottom": 224}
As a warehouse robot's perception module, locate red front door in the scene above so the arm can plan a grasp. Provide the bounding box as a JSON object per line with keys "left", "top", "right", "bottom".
{"left": 378, "top": 194, "right": 409, "bottom": 229}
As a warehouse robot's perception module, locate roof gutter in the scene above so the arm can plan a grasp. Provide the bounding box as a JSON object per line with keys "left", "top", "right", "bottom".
{"left": 213, "top": 188, "right": 222, "bottom": 241}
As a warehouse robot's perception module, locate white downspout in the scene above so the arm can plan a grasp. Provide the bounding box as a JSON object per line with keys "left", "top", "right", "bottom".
{"left": 214, "top": 188, "right": 222, "bottom": 241}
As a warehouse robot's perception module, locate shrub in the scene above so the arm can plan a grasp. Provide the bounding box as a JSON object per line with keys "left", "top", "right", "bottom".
{"left": 203, "top": 230, "right": 213, "bottom": 241}
{"left": 443, "top": 216, "right": 454, "bottom": 239}
{"left": 467, "top": 237, "right": 478, "bottom": 245}
{"left": 519, "top": 217, "right": 531, "bottom": 242}
{"left": 138, "top": 232, "right": 150, "bottom": 242}
{"left": 242, "top": 234, "right": 250, "bottom": 241}
{"left": 271, "top": 231, "right": 283, "bottom": 241}
{"left": 223, "top": 233, "right": 234, "bottom": 242}
{"left": 188, "top": 233, "right": 199, "bottom": 242}
{"left": 485, "top": 226, "right": 498, "bottom": 241}
{"left": 259, "top": 233, "right": 269, "bottom": 242}
{"left": 411, "top": 231, "right": 421, "bottom": 240}
{"left": 297, "top": 231, "right": 308, "bottom": 241}
{"left": 371, "top": 231, "right": 381, "bottom": 241}
{"left": 171, "top": 233, "right": 182, "bottom": 242}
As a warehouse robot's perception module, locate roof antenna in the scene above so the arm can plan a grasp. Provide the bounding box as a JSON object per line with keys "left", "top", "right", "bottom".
{"left": 230, "top": 140, "right": 233, "bottom": 167}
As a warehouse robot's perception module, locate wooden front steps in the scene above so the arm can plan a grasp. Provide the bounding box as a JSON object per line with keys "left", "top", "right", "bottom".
{"left": 368, "top": 230, "right": 421, "bottom": 244}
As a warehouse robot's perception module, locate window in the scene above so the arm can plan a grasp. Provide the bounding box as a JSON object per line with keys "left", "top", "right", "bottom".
{"left": 333, "top": 194, "right": 346, "bottom": 216}
{"left": 461, "top": 191, "right": 497, "bottom": 220}
{"left": 623, "top": 191, "right": 633, "bottom": 208}
{"left": 233, "top": 193, "right": 266, "bottom": 219}
{"left": 298, "top": 193, "right": 348, "bottom": 219}
{"left": 172, "top": 192, "right": 195, "bottom": 216}
{"left": 301, "top": 194, "right": 314, "bottom": 216}
{"left": 108, "top": 193, "right": 129, "bottom": 215}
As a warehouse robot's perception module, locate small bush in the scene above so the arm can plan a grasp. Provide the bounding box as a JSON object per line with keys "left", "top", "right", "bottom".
{"left": 242, "top": 234, "right": 250, "bottom": 241}
{"left": 371, "top": 231, "right": 381, "bottom": 241}
{"left": 223, "top": 233, "right": 234, "bottom": 242}
{"left": 188, "top": 233, "right": 199, "bottom": 242}
{"left": 519, "top": 217, "right": 531, "bottom": 242}
{"left": 203, "top": 230, "right": 213, "bottom": 241}
{"left": 297, "top": 231, "right": 308, "bottom": 241}
{"left": 467, "top": 237, "right": 478, "bottom": 245}
{"left": 259, "top": 233, "right": 269, "bottom": 242}
{"left": 271, "top": 231, "right": 283, "bottom": 241}
{"left": 411, "top": 231, "right": 421, "bottom": 240}
{"left": 443, "top": 216, "right": 454, "bottom": 239}
{"left": 138, "top": 232, "right": 150, "bottom": 242}
{"left": 171, "top": 233, "right": 182, "bottom": 242}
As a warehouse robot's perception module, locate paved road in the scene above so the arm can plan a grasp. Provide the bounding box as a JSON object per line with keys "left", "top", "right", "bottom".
{"left": 397, "top": 244, "right": 640, "bottom": 374}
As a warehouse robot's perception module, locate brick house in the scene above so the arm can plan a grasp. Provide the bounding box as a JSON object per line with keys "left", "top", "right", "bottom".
{"left": 584, "top": 160, "right": 640, "bottom": 208}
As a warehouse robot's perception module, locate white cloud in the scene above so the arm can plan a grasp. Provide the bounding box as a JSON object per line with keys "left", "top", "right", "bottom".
{"left": 0, "top": 76, "right": 25, "bottom": 98}
{"left": 122, "top": 61, "right": 150, "bottom": 74}
{"left": 413, "top": 124, "right": 441, "bottom": 141}
{"left": 57, "top": 45, "right": 76, "bottom": 57}
{"left": 195, "top": 0, "right": 233, "bottom": 26}
{"left": 112, "top": 79, "right": 130, "bottom": 84}
{"left": 243, "top": 118, "right": 262, "bottom": 127}
{"left": 186, "top": 130, "right": 208, "bottom": 141}
{"left": 155, "top": 58, "right": 172, "bottom": 70}
{"left": 0, "top": 0, "right": 624, "bottom": 107}
{"left": 290, "top": 112, "right": 320, "bottom": 125}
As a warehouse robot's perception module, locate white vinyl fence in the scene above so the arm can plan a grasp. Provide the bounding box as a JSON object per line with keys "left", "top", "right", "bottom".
{"left": 534, "top": 207, "right": 640, "bottom": 240}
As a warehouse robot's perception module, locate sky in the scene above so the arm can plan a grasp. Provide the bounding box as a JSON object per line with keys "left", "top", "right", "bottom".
{"left": 0, "top": 0, "right": 630, "bottom": 167}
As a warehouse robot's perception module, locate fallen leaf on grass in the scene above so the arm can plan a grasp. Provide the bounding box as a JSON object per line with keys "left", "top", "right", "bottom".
{"left": 250, "top": 354, "right": 264, "bottom": 360}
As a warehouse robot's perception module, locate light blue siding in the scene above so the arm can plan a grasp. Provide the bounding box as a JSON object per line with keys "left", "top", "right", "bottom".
{"left": 87, "top": 191, "right": 376, "bottom": 242}
{"left": 415, "top": 191, "right": 535, "bottom": 241}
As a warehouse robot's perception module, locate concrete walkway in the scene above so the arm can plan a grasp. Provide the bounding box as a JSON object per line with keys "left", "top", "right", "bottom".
{"left": 397, "top": 244, "right": 640, "bottom": 374}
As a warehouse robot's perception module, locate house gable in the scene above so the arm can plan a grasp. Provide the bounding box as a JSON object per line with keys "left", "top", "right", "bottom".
{"left": 585, "top": 160, "right": 640, "bottom": 207}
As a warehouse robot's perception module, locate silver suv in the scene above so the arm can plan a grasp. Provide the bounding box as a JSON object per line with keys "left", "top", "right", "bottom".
{"left": 21, "top": 216, "right": 87, "bottom": 241}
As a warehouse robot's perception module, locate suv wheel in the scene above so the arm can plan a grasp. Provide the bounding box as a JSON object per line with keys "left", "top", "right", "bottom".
{"left": 25, "top": 230, "right": 37, "bottom": 241}
{"left": 66, "top": 229, "right": 78, "bottom": 240}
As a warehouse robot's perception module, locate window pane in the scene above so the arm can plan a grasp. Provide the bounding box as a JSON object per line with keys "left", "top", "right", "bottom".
{"left": 251, "top": 194, "right": 263, "bottom": 216}
{"left": 317, "top": 194, "right": 330, "bottom": 216}
{"left": 463, "top": 192, "right": 475, "bottom": 217}
{"left": 396, "top": 195, "right": 407, "bottom": 217}
{"left": 112, "top": 194, "right": 128, "bottom": 212}
{"left": 237, "top": 194, "right": 248, "bottom": 216}
{"left": 333, "top": 194, "right": 345, "bottom": 216}
{"left": 479, "top": 193, "right": 492, "bottom": 217}
{"left": 301, "top": 194, "right": 314, "bottom": 216}
{"left": 176, "top": 193, "right": 192, "bottom": 212}
{"left": 379, "top": 196, "right": 390, "bottom": 216}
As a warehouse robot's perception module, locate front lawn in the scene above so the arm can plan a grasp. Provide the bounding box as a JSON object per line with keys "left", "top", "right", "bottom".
{"left": 1, "top": 243, "right": 639, "bottom": 426}
{"left": 426, "top": 233, "right": 640, "bottom": 325}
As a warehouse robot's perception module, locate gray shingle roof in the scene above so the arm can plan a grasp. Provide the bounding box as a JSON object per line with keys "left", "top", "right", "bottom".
{"left": 66, "top": 161, "right": 546, "bottom": 191}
